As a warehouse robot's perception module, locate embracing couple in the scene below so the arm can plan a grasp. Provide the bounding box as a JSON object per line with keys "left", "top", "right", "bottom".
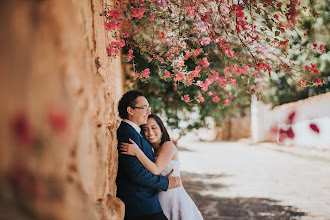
{"left": 116, "top": 90, "right": 203, "bottom": 220}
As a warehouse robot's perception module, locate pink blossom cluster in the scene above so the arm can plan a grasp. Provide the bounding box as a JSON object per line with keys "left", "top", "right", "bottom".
{"left": 102, "top": 0, "right": 325, "bottom": 104}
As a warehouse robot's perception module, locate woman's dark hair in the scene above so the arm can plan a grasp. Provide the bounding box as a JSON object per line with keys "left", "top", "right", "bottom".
{"left": 118, "top": 90, "right": 144, "bottom": 119}
{"left": 146, "top": 114, "right": 171, "bottom": 146}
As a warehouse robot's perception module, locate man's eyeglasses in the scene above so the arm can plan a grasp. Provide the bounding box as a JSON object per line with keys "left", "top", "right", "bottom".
{"left": 131, "top": 106, "right": 151, "bottom": 112}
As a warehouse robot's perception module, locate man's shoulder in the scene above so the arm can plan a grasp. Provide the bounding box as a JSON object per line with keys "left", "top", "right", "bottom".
{"left": 117, "top": 122, "right": 140, "bottom": 139}
{"left": 118, "top": 121, "right": 134, "bottom": 131}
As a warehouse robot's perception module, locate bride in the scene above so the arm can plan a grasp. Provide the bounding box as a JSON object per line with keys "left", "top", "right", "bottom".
{"left": 119, "top": 114, "right": 203, "bottom": 220}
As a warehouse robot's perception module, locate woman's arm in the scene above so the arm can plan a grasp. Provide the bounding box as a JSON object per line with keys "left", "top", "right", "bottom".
{"left": 119, "top": 139, "right": 177, "bottom": 175}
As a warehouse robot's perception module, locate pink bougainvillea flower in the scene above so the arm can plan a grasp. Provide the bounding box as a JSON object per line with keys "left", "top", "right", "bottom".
{"left": 128, "top": 49, "right": 133, "bottom": 55}
{"left": 274, "top": 14, "right": 280, "bottom": 19}
{"left": 224, "top": 67, "right": 230, "bottom": 78}
{"left": 224, "top": 99, "right": 230, "bottom": 105}
{"left": 173, "top": 72, "right": 184, "bottom": 82}
{"left": 187, "top": 7, "right": 195, "bottom": 16}
{"left": 48, "top": 107, "right": 68, "bottom": 134}
{"left": 106, "top": 45, "right": 114, "bottom": 56}
{"left": 226, "top": 50, "right": 234, "bottom": 57}
{"left": 164, "top": 70, "right": 170, "bottom": 78}
{"left": 310, "top": 63, "right": 316, "bottom": 68}
{"left": 194, "top": 49, "right": 200, "bottom": 56}
{"left": 311, "top": 68, "right": 318, "bottom": 75}
{"left": 107, "top": 9, "right": 121, "bottom": 19}
{"left": 132, "top": 8, "right": 146, "bottom": 19}
{"left": 304, "top": 65, "right": 311, "bottom": 72}
{"left": 301, "top": 79, "right": 306, "bottom": 86}
{"left": 127, "top": 55, "right": 132, "bottom": 62}
{"left": 288, "top": 111, "right": 296, "bottom": 123}
{"left": 316, "top": 77, "right": 322, "bottom": 85}
{"left": 286, "top": 127, "right": 295, "bottom": 139}
{"left": 230, "top": 78, "right": 236, "bottom": 85}
{"left": 12, "top": 113, "right": 33, "bottom": 149}
{"left": 309, "top": 123, "right": 320, "bottom": 133}
{"left": 242, "top": 66, "right": 248, "bottom": 74}
{"left": 198, "top": 94, "right": 205, "bottom": 102}
{"left": 104, "top": 21, "right": 122, "bottom": 31}
{"left": 147, "top": 57, "right": 152, "bottom": 63}
{"left": 142, "top": 68, "right": 150, "bottom": 78}
{"left": 150, "top": 13, "right": 154, "bottom": 21}
{"left": 184, "top": 94, "right": 190, "bottom": 103}
{"left": 159, "top": 30, "right": 167, "bottom": 42}
{"left": 135, "top": 71, "right": 141, "bottom": 78}
{"left": 201, "top": 57, "right": 210, "bottom": 67}
{"left": 201, "top": 86, "right": 208, "bottom": 92}
{"left": 256, "top": 63, "right": 263, "bottom": 70}
{"left": 208, "top": 91, "right": 213, "bottom": 96}
{"left": 236, "top": 6, "right": 244, "bottom": 18}
{"left": 184, "top": 51, "right": 191, "bottom": 60}
{"left": 246, "top": 89, "right": 252, "bottom": 94}
{"left": 231, "top": 64, "right": 238, "bottom": 71}
{"left": 121, "top": 32, "right": 129, "bottom": 38}
{"left": 212, "top": 96, "right": 220, "bottom": 103}
{"left": 177, "top": 59, "right": 185, "bottom": 67}
{"left": 168, "top": 97, "right": 173, "bottom": 102}
{"left": 203, "top": 13, "right": 210, "bottom": 20}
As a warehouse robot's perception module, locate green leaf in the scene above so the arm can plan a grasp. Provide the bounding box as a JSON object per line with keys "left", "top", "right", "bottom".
{"left": 275, "top": 31, "right": 280, "bottom": 36}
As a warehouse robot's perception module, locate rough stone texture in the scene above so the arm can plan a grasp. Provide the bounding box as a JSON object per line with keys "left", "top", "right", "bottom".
{"left": 0, "top": 0, "right": 124, "bottom": 219}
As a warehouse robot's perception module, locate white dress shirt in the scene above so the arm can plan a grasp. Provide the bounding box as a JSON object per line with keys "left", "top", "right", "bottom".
{"left": 123, "top": 119, "right": 142, "bottom": 136}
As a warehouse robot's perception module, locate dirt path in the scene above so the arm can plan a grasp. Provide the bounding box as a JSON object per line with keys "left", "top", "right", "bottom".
{"left": 178, "top": 139, "right": 330, "bottom": 219}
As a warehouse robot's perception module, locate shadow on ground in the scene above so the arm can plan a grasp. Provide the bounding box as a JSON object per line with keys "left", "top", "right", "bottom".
{"left": 181, "top": 172, "right": 306, "bottom": 220}
{"left": 177, "top": 146, "right": 195, "bottom": 152}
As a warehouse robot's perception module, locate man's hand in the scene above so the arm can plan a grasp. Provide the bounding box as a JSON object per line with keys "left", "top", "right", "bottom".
{"left": 166, "top": 169, "right": 181, "bottom": 189}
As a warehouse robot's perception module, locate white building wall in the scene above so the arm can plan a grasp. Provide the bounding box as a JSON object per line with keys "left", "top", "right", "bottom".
{"left": 251, "top": 92, "right": 330, "bottom": 149}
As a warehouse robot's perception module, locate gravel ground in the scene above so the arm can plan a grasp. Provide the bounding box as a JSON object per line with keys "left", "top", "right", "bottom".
{"left": 177, "top": 138, "right": 330, "bottom": 220}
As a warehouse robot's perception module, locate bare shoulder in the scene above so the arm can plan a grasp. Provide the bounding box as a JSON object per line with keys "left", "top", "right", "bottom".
{"left": 161, "top": 141, "right": 177, "bottom": 152}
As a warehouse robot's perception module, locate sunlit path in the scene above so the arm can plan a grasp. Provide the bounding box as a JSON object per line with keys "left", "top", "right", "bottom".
{"left": 178, "top": 138, "right": 330, "bottom": 219}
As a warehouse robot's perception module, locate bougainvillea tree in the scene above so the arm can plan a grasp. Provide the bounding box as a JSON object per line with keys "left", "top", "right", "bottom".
{"left": 102, "top": 0, "right": 326, "bottom": 135}
{"left": 261, "top": 0, "right": 329, "bottom": 106}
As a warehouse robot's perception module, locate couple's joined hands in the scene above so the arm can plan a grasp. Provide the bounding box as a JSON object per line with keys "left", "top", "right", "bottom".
{"left": 119, "top": 139, "right": 182, "bottom": 189}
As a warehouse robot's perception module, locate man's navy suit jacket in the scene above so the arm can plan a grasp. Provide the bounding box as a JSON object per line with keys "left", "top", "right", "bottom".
{"left": 116, "top": 121, "right": 169, "bottom": 218}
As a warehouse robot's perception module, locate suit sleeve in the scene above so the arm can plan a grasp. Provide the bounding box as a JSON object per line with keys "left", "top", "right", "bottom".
{"left": 118, "top": 130, "right": 169, "bottom": 191}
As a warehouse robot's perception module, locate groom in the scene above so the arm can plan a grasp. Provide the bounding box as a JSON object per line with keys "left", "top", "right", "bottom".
{"left": 116, "top": 90, "right": 181, "bottom": 220}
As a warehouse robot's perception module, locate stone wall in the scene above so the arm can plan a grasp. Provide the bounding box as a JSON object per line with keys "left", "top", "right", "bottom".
{"left": 214, "top": 116, "right": 251, "bottom": 141}
{"left": 0, "top": 0, "right": 124, "bottom": 219}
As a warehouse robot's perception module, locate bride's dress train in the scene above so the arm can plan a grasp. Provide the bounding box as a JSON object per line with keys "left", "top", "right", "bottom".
{"left": 158, "top": 160, "right": 203, "bottom": 220}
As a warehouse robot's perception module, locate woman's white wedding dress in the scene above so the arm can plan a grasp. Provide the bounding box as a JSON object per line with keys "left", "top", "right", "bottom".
{"left": 158, "top": 159, "right": 203, "bottom": 220}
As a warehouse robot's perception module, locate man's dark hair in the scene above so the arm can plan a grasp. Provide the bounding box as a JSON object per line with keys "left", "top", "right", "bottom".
{"left": 118, "top": 90, "right": 144, "bottom": 119}
{"left": 146, "top": 114, "right": 171, "bottom": 146}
